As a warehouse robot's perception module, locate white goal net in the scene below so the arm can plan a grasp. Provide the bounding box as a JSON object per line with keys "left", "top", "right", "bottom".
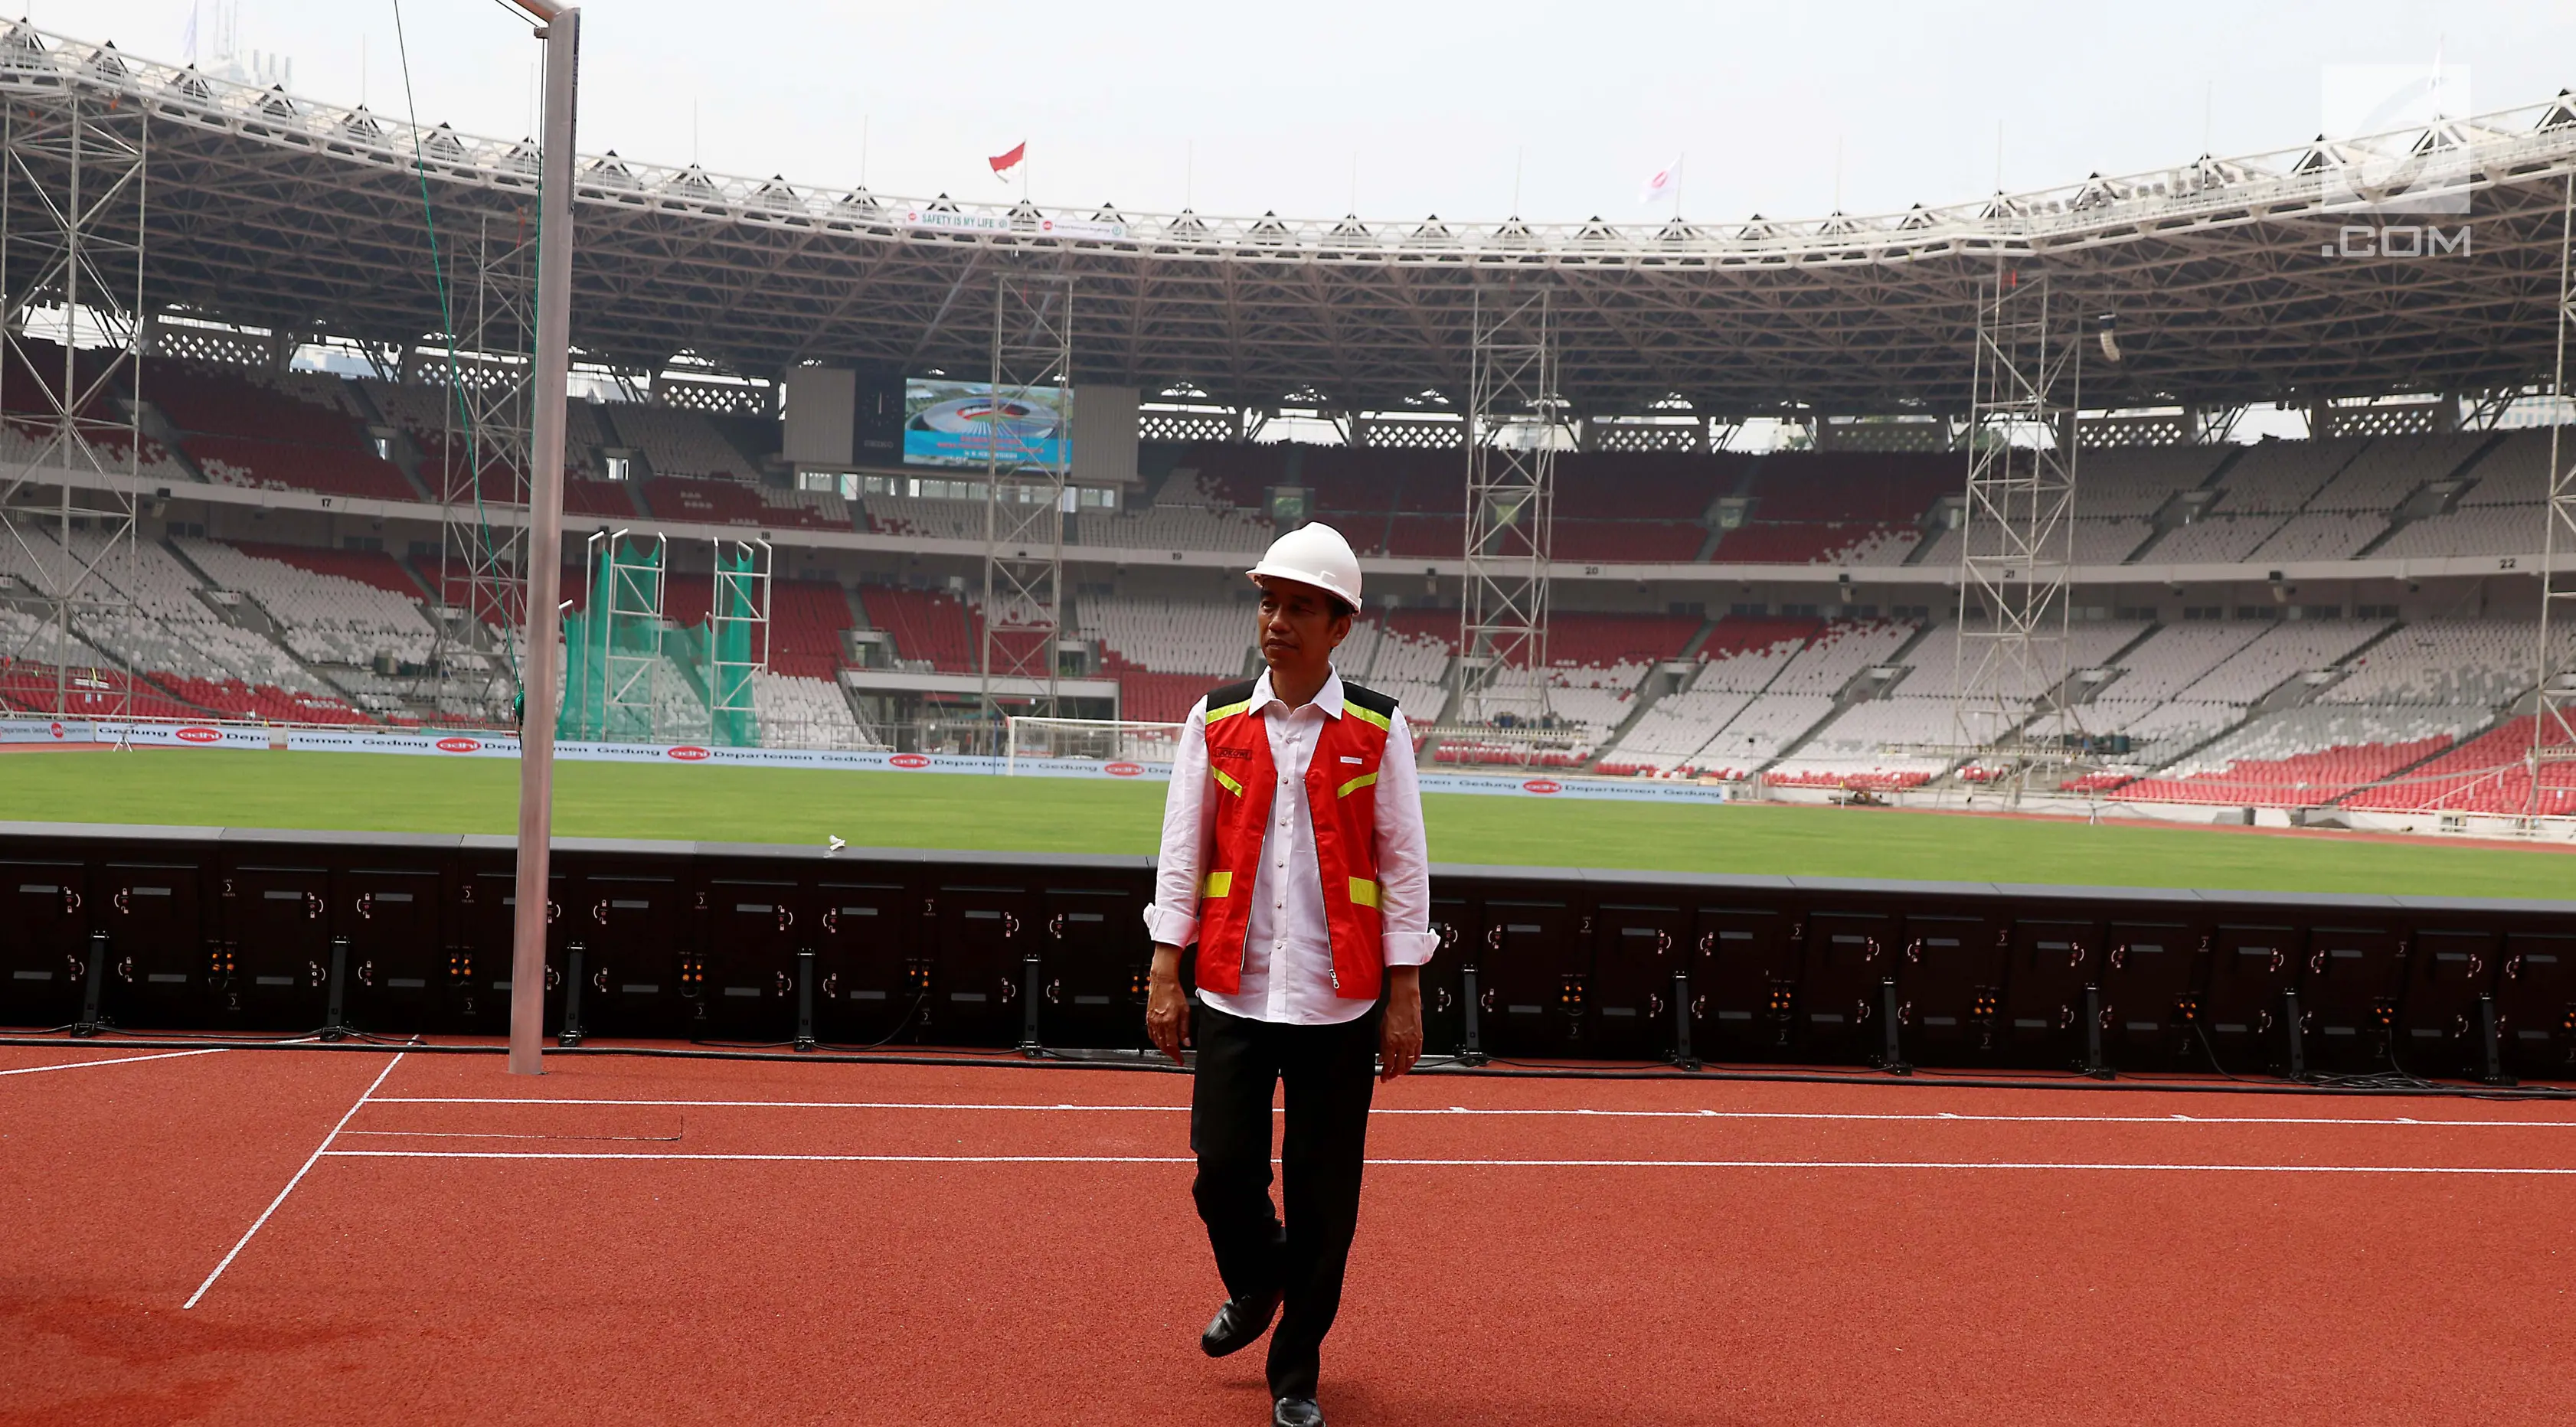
{"left": 1005, "top": 716, "right": 1187, "bottom": 772}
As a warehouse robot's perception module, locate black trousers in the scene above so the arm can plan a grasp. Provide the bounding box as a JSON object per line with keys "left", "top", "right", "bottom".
{"left": 1190, "top": 996, "right": 1381, "bottom": 1402}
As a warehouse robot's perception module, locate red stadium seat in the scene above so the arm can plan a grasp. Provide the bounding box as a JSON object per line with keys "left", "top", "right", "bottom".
{"left": 859, "top": 586, "right": 982, "bottom": 673}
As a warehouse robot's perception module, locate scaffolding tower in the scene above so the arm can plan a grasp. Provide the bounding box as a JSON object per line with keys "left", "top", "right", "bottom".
{"left": 0, "top": 57, "right": 145, "bottom": 723}
{"left": 564, "top": 529, "right": 663, "bottom": 743}
{"left": 2534, "top": 174, "right": 2576, "bottom": 811}
{"left": 424, "top": 212, "right": 536, "bottom": 724}
{"left": 1954, "top": 267, "right": 2081, "bottom": 798}
{"left": 708, "top": 537, "right": 770, "bottom": 748}
{"left": 978, "top": 272, "right": 1074, "bottom": 741}
{"left": 1452, "top": 286, "right": 1564, "bottom": 724}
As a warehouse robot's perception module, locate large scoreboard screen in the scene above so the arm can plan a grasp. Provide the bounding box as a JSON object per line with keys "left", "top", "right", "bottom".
{"left": 902, "top": 377, "right": 1072, "bottom": 469}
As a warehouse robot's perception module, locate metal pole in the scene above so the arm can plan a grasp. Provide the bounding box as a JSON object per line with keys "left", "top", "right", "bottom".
{"left": 508, "top": 6, "right": 579, "bottom": 1076}
{"left": 2533, "top": 171, "right": 2576, "bottom": 815}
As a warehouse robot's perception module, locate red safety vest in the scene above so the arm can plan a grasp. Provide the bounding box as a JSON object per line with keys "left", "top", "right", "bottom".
{"left": 1193, "top": 677, "right": 1401, "bottom": 1002}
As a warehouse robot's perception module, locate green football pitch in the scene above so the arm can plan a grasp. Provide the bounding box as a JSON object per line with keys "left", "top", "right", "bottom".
{"left": 2, "top": 746, "right": 2570, "bottom": 900}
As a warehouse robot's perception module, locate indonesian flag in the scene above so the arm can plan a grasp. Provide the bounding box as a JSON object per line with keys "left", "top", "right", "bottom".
{"left": 990, "top": 141, "right": 1027, "bottom": 180}
{"left": 1639, "top": 157, "right": 1681, "bottom": 205}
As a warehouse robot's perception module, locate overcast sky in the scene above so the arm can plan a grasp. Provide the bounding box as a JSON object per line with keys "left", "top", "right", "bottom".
{"left": 49, "top": 1, "right": 2576, "bottom": 225}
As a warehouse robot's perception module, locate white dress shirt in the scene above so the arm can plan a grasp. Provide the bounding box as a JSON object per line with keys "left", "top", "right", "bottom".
{"left": 1143, "top": 666, "right": 1437, "bottom": 1027}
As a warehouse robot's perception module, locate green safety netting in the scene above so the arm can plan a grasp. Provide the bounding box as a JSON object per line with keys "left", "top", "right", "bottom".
{"left": 558, "top": 538, "right": 763, "bottom": 747}
{"left": 708, "top": 544, "right": 760, "bottom": 749}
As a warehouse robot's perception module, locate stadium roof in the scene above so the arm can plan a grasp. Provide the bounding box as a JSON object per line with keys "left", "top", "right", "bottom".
{"left": 15, "top": 24, "right": 2576, "bottom": 416}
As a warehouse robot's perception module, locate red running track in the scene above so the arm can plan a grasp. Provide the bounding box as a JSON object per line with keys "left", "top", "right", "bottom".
{"left": 4, "top": 1046, "right": 2574, "bottom": 1425}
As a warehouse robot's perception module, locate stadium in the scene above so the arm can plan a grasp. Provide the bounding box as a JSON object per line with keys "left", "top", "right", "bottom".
{"left": 6, "top": 9, "right": 2576, "bottom": 1423}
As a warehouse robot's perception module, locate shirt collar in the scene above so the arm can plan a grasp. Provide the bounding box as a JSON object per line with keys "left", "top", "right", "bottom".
{"left": 1250, "top": 666, "right": 1345, "bottom": 719}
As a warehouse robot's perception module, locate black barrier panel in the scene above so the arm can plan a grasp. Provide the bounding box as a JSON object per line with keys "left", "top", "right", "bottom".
{"left": 701, "top": 877, "right": 803, "bottom": 1043}
{"left": 2204, "top": 925, "right": 2299, "bottom": 1074}
{"left": 934, "top": 882, "right": 1031, "bottom": 1047}
{"left": 15, "top": 826, "right": 2576, "bottom": 1082}
{"left": 812, "top": 879, "right": 920, "bottom": 1047}
{"left": 1898, "top": 913, "right": 2006, "bottom": 1066}
{"left": 570, "top": 872, "right": 688, "bottom": 1038}
{"left": 2101, "top": 922, "right": 2199, "bottom": 1069}
{"left": 342, "top": 867, "right": 443, "bottom": 1036}
{"left": 2499, "top": 932, "right": 2576, "bottom": 1080}
{"left": 1420, "top": 896, "right": 1469, "bottom": 1056}
{"left": 222, "top": 863, "right": 335, "bottom": 1031}
{"left": 1038, "top": 884, "right": 1147, "bottom": 1050}
{"left": 1591, "top": 903, "right": 1684, "bottom": 1061}
{"left": 2298, "top": 926, "right": 2405, "bottom": 1074}
{"left": 1479, "top": 899, "right": 1577, "bottom": 1057}
{"left": 1800, "top": 911, "right": 1893, "bottom": 1063}
{"left": 2003, "top": 918, "right": 2100, "bottom": 1070}
{"left": 0, "top": 860, "right": 89, "bottom": 1028}
{"left": 98, "top": 860, "right": 212, "bottom": 1028}
{"left": 1691, "top": 906, "right": 1794, "bottom": 1060}
{"left": 2397, "top": 929, "right": 2496, "bottom": 1079}
{"left": 466, "top": 869, "right": 567, "bottom": 1035}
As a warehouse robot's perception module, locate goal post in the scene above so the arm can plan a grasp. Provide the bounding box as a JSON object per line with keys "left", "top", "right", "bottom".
{"left": 1005, "top": 716, "right": 1186, "bottom": 773}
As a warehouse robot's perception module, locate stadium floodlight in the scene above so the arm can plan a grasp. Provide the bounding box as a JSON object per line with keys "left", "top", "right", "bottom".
{"left": 508, "top": 0, "right": 580, "bottom": 1078}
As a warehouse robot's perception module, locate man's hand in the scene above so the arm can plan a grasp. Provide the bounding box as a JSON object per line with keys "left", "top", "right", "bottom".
{"left": 1379, "top": 966, "right": 1424, "bottom": 1082}
{"left": 1146, "top": 943, "right": 1190, "bottom": 1066}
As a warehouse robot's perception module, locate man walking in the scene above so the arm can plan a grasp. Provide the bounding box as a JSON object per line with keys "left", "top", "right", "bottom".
{"left": 1143, "top": 523, "right": 1433, "bottom": 1427}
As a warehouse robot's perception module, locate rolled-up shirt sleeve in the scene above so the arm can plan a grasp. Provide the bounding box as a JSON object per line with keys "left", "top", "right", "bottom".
{"left": 1371, "top": 707, "right": 1438, "bottom": 967}
{"left": 1142, "top": 697, "right": 1212, "bottom": 949}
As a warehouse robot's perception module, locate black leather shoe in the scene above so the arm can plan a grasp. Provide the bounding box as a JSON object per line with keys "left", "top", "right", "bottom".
{"left": 1272, "top": 1398, "right": 1325, "bottom": 1427}
{"left": 1198, "top": 1289, "right": 1282, "bottom": 1358}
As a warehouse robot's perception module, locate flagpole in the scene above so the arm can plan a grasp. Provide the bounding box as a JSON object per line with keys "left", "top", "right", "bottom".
{"left": 1674, "top": 152, "right": 1684, "bottom": 221}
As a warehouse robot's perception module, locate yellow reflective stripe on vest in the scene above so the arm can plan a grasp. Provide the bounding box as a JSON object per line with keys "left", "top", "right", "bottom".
{"left": 1347, "top": 877, "right": 1379, "bottom": 909}
{"left": 1210, "top": 766, "right": 1244, "bottom": 797}
{"left": 1205, "top": 699, "right": 1254, "bottom": 725}
{"left": 1335, "top": 770, "right": 1378, "bottom": 798}
{"left": 1203, "top": 870, "right": 1233, "bottom": 899}
{"left": 1340, "top": 700, "right": 1392, "bottom": 733}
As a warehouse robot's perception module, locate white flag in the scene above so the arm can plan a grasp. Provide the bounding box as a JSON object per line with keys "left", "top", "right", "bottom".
{"left": 1639, "top": 157, "right": 1681, "bottom": 206}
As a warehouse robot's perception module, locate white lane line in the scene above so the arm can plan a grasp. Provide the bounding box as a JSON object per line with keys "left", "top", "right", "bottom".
{"left": 0, "top": 1047, "right": 227, "bottom": 1077}
{"left": 184, "top": 1053, "right": 406, "bottom": 1311}
{"left": 364, "top": 1096, "right": 2576, "bottom": 1130}
{"left": 318, "top": 1148, "right": 2576, "bottom": 1175}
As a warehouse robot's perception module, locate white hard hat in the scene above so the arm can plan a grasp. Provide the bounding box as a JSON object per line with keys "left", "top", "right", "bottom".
{"left": 1247, "top": 522, "right": 1363, "bottom": 611}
